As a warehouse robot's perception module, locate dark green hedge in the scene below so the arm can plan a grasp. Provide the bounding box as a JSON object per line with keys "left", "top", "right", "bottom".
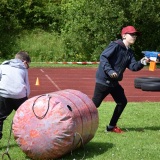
{"left": 0, "top": 0, "right": 160, "bottom": 61}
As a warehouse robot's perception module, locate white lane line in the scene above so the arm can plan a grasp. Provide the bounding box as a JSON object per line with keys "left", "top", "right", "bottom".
{"left": 45, "top": 74, "right": 61, "bottom": 91}
{"left": 40, "top": 69, "right": 44, "bottom": 72}
{"left": 40, "top": 69, "right": 61, "bottom": 91}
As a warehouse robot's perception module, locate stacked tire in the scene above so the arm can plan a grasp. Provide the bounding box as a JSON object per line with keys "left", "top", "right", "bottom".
{"left": 134, "top": 77, "right": 160, "bottom": 91}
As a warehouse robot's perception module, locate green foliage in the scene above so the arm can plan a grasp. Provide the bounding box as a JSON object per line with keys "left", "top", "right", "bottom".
{"left": 0, "top": 1, "right": 21, "bottom": 58}
{"left": 113, "top": 0, "right": 160, "bottom": 59}
{"left": 1, "top": 0, "right": 160, "bottom": 61}
{"left": 0, "top": 0, "right": 61, "bottom": 31}
{"left": 0, "top": 0, "right": 62, "bottom": 59}
{"left": 60, "top": 0, "right": 160, "bottom": 60}
{"left": 61, "top": 0, "right": 125, "bottom": 61}
{"left": 13, "top": 29, "right": 67, "bottom": 62}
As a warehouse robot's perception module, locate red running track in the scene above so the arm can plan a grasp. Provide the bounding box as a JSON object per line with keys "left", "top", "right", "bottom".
{"left": 29, "top": 67, "right": 160, "bottom": 102}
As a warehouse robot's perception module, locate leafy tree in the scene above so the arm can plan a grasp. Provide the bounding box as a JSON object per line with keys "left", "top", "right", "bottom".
{"left": 114, "top": 0, "right": 160, "bottom": 58}
{"left": 61, "top": 0, "right": 160, "bottom": 61}
{"left": 61, "top": 0, "right": 129, "bottom": 61}
{"left": 0, "top": 0, "right": 62, "bottom": 58}
{"left": 1, "top": 0, "right": 160, "bottom": 61}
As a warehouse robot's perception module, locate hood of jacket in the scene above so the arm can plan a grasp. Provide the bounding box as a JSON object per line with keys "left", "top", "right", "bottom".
{"left": 1, "top": 59, "right": 26, "bottom": 69}
{"left": 113, "top": 39, "right": 127, "bottom": 49}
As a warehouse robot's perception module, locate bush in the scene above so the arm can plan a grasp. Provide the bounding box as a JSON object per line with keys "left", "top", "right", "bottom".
{"left": 13, "top": 29, "right": 67, "bottom": 62}
{"left": 1, "top": 0, "right": 160, "bottom": 61}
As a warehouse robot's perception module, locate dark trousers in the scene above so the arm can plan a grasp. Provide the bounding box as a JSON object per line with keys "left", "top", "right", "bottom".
{"left": 92, "top": 83, "right": 127, "bottom": 126}
{"left": 0, "top": 96, "right": 28, "bottom": 137}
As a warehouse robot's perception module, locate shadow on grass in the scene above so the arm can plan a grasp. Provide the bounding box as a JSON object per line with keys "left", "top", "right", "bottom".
{"left": 123, "top": 126, "right": 160, "bottom": 132}
{"left": 57, "top": 141, "right": 114, "bottom": 160}
{"left": 0, "top": 142, "right": 114, "bottom": 160}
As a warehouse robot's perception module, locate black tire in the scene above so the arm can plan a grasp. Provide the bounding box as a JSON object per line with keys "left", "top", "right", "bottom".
{"left": 141, "top": 82, "right": 160, "bottom": 91}
{"left": 134, "top": 77, "right": 160, "bottom": 89}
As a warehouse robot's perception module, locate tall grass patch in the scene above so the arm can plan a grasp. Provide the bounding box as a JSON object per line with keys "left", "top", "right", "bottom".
{"left": 13, "top": 29, "right": 67, "bottom": 62}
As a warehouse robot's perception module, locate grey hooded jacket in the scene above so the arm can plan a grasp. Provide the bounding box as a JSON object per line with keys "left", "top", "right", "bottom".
{"left": 0, "top": 59, "right": 30, "bottom": 99}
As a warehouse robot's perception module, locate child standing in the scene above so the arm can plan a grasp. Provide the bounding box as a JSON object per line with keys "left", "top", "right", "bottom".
{"left": 92, "top": 26, "right": 149, "bottom": 133}
{"left": 0, "top": 51, "right": 31, "bottom": 139}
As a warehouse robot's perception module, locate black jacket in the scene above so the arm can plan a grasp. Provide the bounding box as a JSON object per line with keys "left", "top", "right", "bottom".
{"left": 96, "top": 39, "right": 144, "bottom": 87}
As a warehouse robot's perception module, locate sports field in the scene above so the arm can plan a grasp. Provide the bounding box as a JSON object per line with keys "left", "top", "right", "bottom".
{"left": 29, "top": 67, "right": 160, "bottom": 102}
{"left": 1, "top": 67, "right": 160, "bottom": 160}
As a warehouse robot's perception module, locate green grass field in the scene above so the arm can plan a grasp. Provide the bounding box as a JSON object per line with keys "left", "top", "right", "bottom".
{"left": 0, "top": 102, "right": 160, "bottom": 160}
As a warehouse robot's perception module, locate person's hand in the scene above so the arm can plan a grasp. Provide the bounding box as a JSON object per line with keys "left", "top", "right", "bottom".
{"left": 110, "top": 72, "right": 118, "bottom": 78}
{"left": 141, "top": 57, "right": 149, "bottom": 65}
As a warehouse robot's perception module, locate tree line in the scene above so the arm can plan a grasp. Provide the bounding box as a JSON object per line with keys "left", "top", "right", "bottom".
{"left": 0, "top": 0, "right": 160, "bottom": 61}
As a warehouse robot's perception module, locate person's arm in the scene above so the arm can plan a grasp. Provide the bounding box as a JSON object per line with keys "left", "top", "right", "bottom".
{"left": 128, "top": 54, "right": 149, "bottom": 71}
{"left": 24, "top": 70, "right": 30, "bottom": 97}
{"left": 100, "top": 43, "right": 118, "bottom": 78}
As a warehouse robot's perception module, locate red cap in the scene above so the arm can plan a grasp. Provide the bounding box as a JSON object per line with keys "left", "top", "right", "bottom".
{"left": 121, "top": 26, "right": 140, "bottom": 36}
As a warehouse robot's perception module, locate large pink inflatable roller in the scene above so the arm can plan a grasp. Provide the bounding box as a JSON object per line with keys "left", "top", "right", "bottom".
{"left": 12, "top": 89, "right": 99, "bottom": 160}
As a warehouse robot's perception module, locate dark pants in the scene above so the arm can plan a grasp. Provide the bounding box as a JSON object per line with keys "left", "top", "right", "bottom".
{"left": 0, "top": 96, "right": 28, "bottom": 138}
{"left": 92, "top": 83, "right": 127, "bottom": 126}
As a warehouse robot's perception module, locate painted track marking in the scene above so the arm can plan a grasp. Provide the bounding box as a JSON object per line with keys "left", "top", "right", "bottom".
{"left": 40, "top": 69, "right": 61, "bottom": 91}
